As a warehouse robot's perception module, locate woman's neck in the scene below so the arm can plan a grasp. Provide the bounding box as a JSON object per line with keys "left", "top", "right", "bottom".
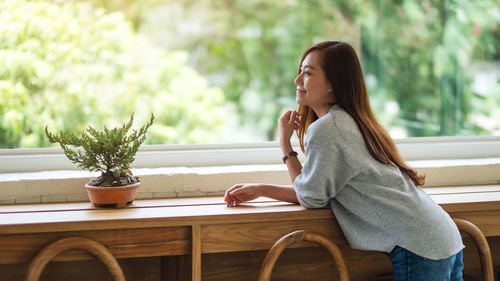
{"left": 312, "top": 103, "right": 335, "bottom": 118}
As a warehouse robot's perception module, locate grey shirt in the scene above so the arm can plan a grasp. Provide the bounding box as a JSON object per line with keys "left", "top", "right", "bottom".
{"left": 292, "top": 105, "right": 464, "bottom": 260}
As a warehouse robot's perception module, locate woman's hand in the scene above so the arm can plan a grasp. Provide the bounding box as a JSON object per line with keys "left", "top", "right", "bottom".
{"left": 278, "top": 110, "right": 300, "bottom": 146}
{"left": 224, "top": 183, "right": 262, "bottom": 207}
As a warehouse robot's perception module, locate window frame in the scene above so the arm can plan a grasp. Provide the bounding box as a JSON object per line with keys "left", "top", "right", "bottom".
{"left": 1, "top": 136, "right": 499, "bottom": 173}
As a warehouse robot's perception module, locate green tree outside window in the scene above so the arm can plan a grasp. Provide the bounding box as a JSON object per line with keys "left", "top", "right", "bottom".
{"left": 1, "top": 0, "right": 499, "bottom": 148}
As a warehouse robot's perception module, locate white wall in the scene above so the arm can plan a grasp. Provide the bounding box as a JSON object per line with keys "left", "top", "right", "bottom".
{"left": 1, "top": 159, "right": 499, "bottom": 205}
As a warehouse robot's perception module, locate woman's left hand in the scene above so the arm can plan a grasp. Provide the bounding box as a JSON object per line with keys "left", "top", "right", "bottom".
{"left": 278, "top": 110, "right": 301, "bottom": 145}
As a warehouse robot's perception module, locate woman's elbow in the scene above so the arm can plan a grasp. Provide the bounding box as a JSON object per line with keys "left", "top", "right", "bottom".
{"left": 297, "top": 196, "right": 328, "bottom": 209}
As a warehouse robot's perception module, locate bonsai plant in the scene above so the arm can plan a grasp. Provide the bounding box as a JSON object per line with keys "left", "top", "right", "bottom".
{"left": 45, "top": 113, "right": 154, "bottom": 207}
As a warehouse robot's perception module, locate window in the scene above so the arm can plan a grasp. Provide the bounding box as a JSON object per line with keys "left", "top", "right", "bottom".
{"left": 1, "top": 0, "right": 499, "bottom": 151}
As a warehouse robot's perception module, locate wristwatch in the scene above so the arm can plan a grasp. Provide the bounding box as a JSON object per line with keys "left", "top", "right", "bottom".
{"left": 282, "top": 151, "right": 298, "bottom": 163}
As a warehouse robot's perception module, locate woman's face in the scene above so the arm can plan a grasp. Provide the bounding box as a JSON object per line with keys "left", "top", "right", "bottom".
{"left": 295, "top": 50, "right": 334, "bottom": 115}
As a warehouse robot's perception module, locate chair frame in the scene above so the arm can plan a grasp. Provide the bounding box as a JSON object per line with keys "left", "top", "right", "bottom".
{"left": 453, "top": 218, "right": 494, "bottom": 281}
{"left": 258, "top": 230, "right": 349, "bottom": 281}
{"left": 25, "top": 237, "right": 125, "bottom": 281}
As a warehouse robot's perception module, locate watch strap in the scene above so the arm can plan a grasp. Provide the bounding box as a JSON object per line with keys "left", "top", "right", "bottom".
{"left": 282, "top": 151, "right": 298, "bottom": 163}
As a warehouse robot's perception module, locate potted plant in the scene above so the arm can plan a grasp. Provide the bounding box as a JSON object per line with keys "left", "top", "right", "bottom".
{"left": 45, "top": 114, "right": 154, "bottom": 207}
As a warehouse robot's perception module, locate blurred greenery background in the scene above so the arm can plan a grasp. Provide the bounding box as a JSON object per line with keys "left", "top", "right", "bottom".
{"left": 1, "top": 0, "right": 499, "bottom": 148}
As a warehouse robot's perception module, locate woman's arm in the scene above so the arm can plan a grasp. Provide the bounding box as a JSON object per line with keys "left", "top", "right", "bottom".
{"left": 279, "top": 110, "right": 303, "bottom": 182}
{"left": 224, "top": 183, "right": 298, "bottom": 207}
{"left": 224, "top": 110, "right": 303, "bottom": 207}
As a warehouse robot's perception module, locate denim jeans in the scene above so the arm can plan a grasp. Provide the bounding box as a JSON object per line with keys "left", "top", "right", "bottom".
{"left": 388, "top": 246, "right": 464, "bottom": 281}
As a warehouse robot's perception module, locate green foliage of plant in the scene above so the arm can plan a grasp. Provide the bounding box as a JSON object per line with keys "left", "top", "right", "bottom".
{"left": 1, "top": 0, "right": 499, "bottom": 149}
{"left": 151, "top": 0, "right": 350, "bottom": 140}
{"left": 45, "top": 114, "right": 154, "bottom": 186}
{"left": 0, "top": 0, "right": 227, "bottom": 148}
{"left": 135, "top": 0, "right": 499, "bottom": 139}
{"left": 358, "top": 0, "right": 500, "bottom": 137}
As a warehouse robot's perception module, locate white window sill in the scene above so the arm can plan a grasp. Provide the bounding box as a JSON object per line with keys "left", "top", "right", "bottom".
{"left": 1, "top": 158, "right": 499, "bottom": 205}
{"left": 2, "top": 136, "right": 500, "bottom": 173}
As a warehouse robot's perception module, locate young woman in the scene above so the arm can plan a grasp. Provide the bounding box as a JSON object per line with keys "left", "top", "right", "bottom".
{"left": 224, "top": 41, "right": 464, "bottom": 280}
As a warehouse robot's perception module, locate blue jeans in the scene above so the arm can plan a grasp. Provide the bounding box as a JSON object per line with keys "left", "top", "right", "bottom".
{"left": 388, "top": 246, "right": 464, "bottom": 281}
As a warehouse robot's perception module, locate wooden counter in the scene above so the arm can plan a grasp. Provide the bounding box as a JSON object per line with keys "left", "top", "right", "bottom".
{"left": 1, "top": 185, "right": 500, "bottom": 281}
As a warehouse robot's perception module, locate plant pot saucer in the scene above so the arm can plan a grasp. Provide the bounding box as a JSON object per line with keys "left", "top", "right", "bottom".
{"left": 85, "top": 182, "right": 140, "bottom": 208}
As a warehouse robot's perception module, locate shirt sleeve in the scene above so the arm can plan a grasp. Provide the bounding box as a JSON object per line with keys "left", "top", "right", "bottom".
{"left": 292, "top": 124, "right": 356, "bottom": 209}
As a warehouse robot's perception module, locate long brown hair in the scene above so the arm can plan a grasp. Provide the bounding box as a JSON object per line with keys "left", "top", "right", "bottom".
{"left": 296, "top": 41, "right": 425, "bottom": 186}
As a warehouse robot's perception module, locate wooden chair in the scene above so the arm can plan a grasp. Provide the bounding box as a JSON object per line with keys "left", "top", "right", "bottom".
{"left": 258, "top": 230, "right": 349, "bottom": 281}
{"left": 25, "top": 237, "right": 125, "bottom": 281}
{"left": 452, "top": 218, "right": 494, "bottom": 281}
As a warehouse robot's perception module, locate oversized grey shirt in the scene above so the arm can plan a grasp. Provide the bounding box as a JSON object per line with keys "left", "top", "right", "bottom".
{"left": 292, "top": 105, "right": 464, "bottom": 260}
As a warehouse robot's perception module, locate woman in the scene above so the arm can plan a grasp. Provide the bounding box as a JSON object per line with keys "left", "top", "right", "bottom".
{"left": 224, "top": 41, "right": 464, "bottom": 280}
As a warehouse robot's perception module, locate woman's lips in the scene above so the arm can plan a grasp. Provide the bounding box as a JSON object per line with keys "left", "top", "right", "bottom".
{"left": 296, "top": 89, "right": 306, "bottom": 95}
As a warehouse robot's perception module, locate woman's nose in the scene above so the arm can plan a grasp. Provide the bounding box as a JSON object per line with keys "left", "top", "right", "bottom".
{"left": 294, "top": 73, "right": 302, "bottom": 86}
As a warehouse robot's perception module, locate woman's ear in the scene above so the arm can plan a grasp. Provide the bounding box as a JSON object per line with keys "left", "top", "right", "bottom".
{"left": 327, "top": 81, "right": 333, "bottom": 94}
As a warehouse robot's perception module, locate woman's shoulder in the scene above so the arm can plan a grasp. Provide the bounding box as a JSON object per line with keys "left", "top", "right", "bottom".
{"left": 311, "top": 105, "right": 356, "bottom": 130}
{"left": 307, "top": 105, "right": 361, "bottom": 145}
{"left": 329, "top": 104, "right": 357, "bottom": 125}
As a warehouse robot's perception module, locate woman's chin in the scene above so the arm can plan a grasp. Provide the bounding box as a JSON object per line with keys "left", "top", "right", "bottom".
{"left": 296, "top": 97, "right": 306, "bottom": 106}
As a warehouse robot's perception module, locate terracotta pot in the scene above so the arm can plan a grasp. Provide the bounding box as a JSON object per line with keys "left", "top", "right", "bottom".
{"left": 85, "top": 182, "right": 140, "bottom": 208}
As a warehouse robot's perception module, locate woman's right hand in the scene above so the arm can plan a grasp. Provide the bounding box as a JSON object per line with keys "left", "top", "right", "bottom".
{"left": 224, "top": 183, "right": 262, "bottom": 207}
{"left": 278, "top": 110, "right": 300, "bottom": 145}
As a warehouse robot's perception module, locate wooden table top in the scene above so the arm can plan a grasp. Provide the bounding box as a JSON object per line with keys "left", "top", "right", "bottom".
{"left": 1, "top": 184, "right": 499, "bottom": 235}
